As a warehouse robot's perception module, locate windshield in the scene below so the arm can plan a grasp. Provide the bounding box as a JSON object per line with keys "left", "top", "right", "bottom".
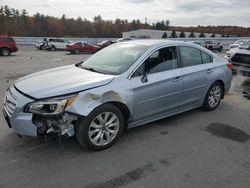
{"left": 234, "top": 40, "right": 246, "bottom": 45}
{"left": 80, "top": 43, "right": 149, "bottom": 75}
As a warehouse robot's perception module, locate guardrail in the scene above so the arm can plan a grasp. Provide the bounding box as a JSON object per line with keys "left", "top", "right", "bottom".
{"left": 13, "top": 37, "right": 250, "bottom": 49}
{"left": 13, "top": 37, "right": 118, "bottom": 45}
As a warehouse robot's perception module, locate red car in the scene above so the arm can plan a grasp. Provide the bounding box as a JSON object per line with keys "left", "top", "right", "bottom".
{"left": 66, "top": 41, "right": 100, "bottom": 54}
{"left": 0, "top": 35, "right": 18, "bottom": 56}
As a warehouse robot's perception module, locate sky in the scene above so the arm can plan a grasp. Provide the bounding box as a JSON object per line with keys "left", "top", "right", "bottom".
{"left": 1, "top": 0, "right": 250, "bottom": 27}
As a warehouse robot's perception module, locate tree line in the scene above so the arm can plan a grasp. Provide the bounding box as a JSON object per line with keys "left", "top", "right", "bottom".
{"left": 0, "top": 5, "right": 170, "bottom": 37}
{"left": 1, "top": 5, "right": 249, "bottom": 37}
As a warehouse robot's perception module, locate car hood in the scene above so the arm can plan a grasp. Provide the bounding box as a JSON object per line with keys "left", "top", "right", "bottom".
{"left": 14, "top": 65, "right": 115, "bottom": 99}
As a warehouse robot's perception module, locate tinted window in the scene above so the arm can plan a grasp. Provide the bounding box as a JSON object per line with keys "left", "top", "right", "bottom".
{"left": 201, "top": 51, "right": 213, "bottom": 64}
{"left": 132, "top": 46, "right": 178, "bottom": 77}
{"left": 180, "top": 46, "right": 202, "bottom": 67}
{"left": 204, "top": 41, "right": 213, "bottom": 44}
{"left": 3, "top": 37, "right": 14, "bottom": 42}
{"left": 76, "top": 42, "right": 82, "bottom": 45}
{"left": 84, "top": 43, "right": 90, "bottom": 47}
{"left": 54, "top": 39, "right": 64, "bottom": 43}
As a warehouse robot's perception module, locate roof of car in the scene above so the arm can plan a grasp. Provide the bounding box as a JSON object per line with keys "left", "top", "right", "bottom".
{"left": 121, "top": 39, "right": 190, "bottom": 47}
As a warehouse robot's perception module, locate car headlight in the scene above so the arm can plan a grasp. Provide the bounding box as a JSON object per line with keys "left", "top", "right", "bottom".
{"left": 25, "top": 95, "right": 77, "bottom": 115}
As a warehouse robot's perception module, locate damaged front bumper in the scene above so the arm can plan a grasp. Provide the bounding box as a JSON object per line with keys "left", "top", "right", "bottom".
{"left": 2, "top": 86, "right": 80, "bottom": 137}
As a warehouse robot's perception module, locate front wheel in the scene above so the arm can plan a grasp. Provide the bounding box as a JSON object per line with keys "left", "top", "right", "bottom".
{"left": 1, "top": 48, "right": 11, "bottom": 56}
{"left": 76, "top": 104, "right": 125, "bottom": 150}
{"left": 203, "top": 82, "right": 223, "bottom": 111}
{"left": 51, "top": 46, "right": 56, "bottom": 51}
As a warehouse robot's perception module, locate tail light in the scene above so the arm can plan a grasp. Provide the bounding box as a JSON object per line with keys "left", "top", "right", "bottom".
{"left": 227, "top": 63, "right": 233, "bottom": 70}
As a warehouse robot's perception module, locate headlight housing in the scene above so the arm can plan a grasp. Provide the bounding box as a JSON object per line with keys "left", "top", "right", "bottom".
{"left": 25, "top": 95, "right": 77, "bottom": 115}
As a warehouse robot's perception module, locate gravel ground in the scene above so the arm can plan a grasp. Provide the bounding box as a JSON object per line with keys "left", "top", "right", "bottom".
{"left": 0, "top": 45, "right": 250, "bottom": 188}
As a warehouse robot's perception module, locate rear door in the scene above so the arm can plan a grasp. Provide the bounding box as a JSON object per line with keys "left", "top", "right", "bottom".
{"left": 178, "top": 46, "right": 214, "bottom": 107}
{"left": 130, "top": 46, "right": 183, "bottom": 122}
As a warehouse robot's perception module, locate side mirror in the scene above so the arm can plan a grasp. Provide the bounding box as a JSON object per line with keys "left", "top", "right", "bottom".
{"left": 141, "top": 71, "right": 148, "bottom": 83}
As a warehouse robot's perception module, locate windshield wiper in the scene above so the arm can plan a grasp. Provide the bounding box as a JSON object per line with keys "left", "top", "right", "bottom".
{"left": 83, "top": 67, "right": 105, "bottom": 74}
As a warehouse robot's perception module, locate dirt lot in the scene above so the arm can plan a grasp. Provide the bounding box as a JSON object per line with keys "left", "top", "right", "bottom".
{"left": 0, "top": 45, "right": 250, "bottom": 188}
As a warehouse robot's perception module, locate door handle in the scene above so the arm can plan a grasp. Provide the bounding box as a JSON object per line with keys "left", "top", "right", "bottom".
{"left": 207, "top": 68, "right": 213, "bottom": 73}
{"left": 173, "top": 76, "right": 183, "bottom": 82}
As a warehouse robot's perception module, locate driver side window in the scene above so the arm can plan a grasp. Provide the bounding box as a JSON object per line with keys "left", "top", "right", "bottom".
{"left": 132, "top": 46, "right": 178, "bottom": 77}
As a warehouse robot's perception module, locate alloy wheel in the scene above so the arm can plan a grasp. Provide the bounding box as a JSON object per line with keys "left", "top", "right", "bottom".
{"left": 88, "top": 112, "right": 120, "bottom": 146}
{"left": 208, "top": 85, "right": 221, "bottom": 108}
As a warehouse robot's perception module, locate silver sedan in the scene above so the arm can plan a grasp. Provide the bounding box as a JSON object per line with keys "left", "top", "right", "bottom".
{"left": 3, "top": 40, "right": 232, "bottom": 150}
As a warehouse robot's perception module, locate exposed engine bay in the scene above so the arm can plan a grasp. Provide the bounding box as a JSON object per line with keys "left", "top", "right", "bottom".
{"left": 32, "top": 112, "right": 78, "bottom": 137}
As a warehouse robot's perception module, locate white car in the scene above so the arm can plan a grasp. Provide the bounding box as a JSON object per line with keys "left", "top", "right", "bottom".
{"left": 35, "top": 40, "right": 44, "bottom": 50}
{"left": 47, "top": 38, "right": 71, "bottom": 51}
{"left": 228, "top": 39, "right": 249, "bottom": 49}
{"left": 225, "top": 40, "right": 250, "bottom": 76}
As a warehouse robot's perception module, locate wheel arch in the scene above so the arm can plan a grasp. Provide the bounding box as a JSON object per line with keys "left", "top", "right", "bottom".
{"left": 106, "top": 101, "right": 131, "bottom": 124}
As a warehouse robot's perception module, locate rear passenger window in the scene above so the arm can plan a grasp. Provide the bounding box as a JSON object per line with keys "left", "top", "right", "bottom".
{"left": 3, "top": 38, "right": 14, "bottom": 42}
{"left": 201, "top": 51, "right": 213, "bottom": 63}
{"left": 179, "top": 46, "right": 202, "bottom": 67}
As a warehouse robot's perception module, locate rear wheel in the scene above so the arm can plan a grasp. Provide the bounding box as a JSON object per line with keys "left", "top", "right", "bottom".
{"left": 74, "top": 49, "right": 80, "bottom": 54}
{"left": 76, "top": 104, "right": 125, "bottom": 151}
{"left": 1, "top": 48, "right": 11, "bottom": 56}
{"left": 203, "top": 82, "right": 223, "bottom": 111}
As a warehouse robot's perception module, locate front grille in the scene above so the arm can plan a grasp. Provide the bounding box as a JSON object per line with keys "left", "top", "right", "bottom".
{"left": 3, "top": 89, "right": 17, "bottom": 117}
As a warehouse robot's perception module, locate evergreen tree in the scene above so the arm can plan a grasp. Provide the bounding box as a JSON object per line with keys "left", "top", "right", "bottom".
{"left": 162, "top": 32, "right": 167, "bottom": 38}
{"left": 199, "top": 32, "right": 205, "bottom": 37}
{"left": 170, "top": 30, "right": 177, "bottom": 38}
{"left": 179, "top": 31, "right": 186, "bottom": 38}
{"left": 189, "top": 32, "right": 195, "bottom": 38}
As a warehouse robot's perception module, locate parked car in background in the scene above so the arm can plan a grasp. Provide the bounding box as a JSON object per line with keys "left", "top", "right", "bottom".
{"left": 116, "top": 38, "right": 133, "bottom": 42}
{"left": 47, "top": 38, "right": 71, "bottom": 51}
{"left": 0, "top": 35, "right": 18, "bottom": 56}
{"left": 225, "top": 40, "right": 250, "bottom": 76}
{"left": 243, "top": 89, "right": 250, "bottom": 100}
{"left": 188, "top": 41, "right": 203, "bottom": 46}
{"left": 228, "top": 39, "right": 249, "bottom": 49}
{"left": 35, "top": 40, "right": 45, "bottom": 50}
{"left": 3, "top": 40, "right": 232, "bottom": 150}
{"left": 203, "top": 40, "right": 223, "bottom": 52}
{"left": 97, "top": 40, "right": 114, "bottom": 49}
{"left": 66, "top": 41, "right": 100, "bottom": 54}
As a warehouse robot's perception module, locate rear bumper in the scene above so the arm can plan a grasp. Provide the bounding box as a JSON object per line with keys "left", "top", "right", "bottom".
{"left": 232, "top": 66, "right": 250, "bottom": 76}
{"left": 11, "top": 47, "right": 18, "bottom": 52}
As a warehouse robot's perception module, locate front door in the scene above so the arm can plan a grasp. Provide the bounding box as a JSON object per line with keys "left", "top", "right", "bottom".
{"left": 130, "top": 46, "right": 183, "bottom": 122}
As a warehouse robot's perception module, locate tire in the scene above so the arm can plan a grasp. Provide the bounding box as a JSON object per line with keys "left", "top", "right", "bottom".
{"left": 1, "top": 48, "right": 11, "bottom": 56}
{"left": 74, "top": 49, "right": 80, "bottom": 54}
{"left": 51, "top": 46, "right": 56, "bottom": 51}
{"left": 208, "top": 46, "right": 213, "bottom": 51}
{"left": 202, "top": 82, "right": 223, "bottom": 111}
{"left": 39, "top": 45, "right": 43, "bottom": 50}
{"left": 76, "top": 104, "right": 125, "bottom": 151}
